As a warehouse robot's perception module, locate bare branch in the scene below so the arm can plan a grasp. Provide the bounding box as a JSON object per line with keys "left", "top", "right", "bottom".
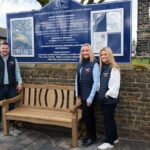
{"left": 81, "top": 0, "right": 85, "bottom": 4}
{"left": 97, "top": 0, "right": 105, "bottom": 3}
{"left": 87, "top": 0, "right": 94, "bottom": 4}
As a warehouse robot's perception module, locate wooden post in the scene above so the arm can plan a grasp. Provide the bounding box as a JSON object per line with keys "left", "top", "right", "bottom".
{"left": 72, "top": 113, "right": 78, "bottom": 147}
{"left": 2, "top": 105, "right": 9, "bottom": 136}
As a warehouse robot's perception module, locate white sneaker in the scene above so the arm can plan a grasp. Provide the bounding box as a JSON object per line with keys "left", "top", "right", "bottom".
{"left": 98, "top": 143, "right": 114, "bottom": 150}
{"left": 13, "top": 128, "right": 22, "bottom": 136}
{"left": 114, "top": 139, "right": 119, "bottom": 144}
{"left": 10, "top": 127, "right": 22, "bottom": 136}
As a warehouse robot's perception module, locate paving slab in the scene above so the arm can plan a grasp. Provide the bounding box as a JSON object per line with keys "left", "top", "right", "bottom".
{"left": 0, "top": 126, "right": 149, "bottom": 150}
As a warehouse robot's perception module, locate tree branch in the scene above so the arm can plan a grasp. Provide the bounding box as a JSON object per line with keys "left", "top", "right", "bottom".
{"left": 81, "top": 0, "right": 85, "bottom": 4}
{"left": 97, "top": 0, "right": 105, "bottom": 3}
{"left": 87, "top": 0, "right": 94, "bottom": 4}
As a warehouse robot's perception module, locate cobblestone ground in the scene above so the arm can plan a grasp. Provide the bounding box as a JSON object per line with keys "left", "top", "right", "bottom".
{"left": 0, "top": 125, "right": 149, "bottom": 150}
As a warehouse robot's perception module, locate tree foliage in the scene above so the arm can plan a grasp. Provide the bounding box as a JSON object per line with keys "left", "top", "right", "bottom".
{"left": 37, "top": 0, "right": 49, "bottom": 6}
{"left": 38, "top": 0, "right": 106, "bottom": 6}
{"left": 81, "top": 0, "right": 105, "bottom": 4}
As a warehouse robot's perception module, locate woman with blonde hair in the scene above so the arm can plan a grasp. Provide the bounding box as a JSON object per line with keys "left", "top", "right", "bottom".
{"left": 97, "top": 47, "right": 120, "bottom": 150}
{"left": 75, "top": 43, "right": 100, "bottom": 146}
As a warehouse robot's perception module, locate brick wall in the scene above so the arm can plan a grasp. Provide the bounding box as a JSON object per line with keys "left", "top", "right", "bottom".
{"left": 137, "top": 0, "right": 150, "bottom": 55}
{"left": 20, "top": 64, "right": 150, "bottom": 142}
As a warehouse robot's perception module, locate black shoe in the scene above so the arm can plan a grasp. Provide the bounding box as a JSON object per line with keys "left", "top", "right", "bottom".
{"left": 82, "top": 138, "right": 97, "bottom": 147}
{"left": 103, "top": 139, "right": 108, "bottom": 143}
{"left": 0, "top": 124, "right": 2, "bottom": 131}
{"left": 0, "top": 120, "right": 2, "bottom": 131}
{"left": 82, "top": 136, "right": 89, "bottom": 143}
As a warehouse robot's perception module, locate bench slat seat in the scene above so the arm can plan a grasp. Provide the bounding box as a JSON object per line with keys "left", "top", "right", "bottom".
{"left": 5, "top": 107, "right": 82, "bottom": 125}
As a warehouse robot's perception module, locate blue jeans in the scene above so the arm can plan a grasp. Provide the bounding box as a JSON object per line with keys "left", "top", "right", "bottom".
{"left": 0, "top": 85, "right": 17, "bottom": 120}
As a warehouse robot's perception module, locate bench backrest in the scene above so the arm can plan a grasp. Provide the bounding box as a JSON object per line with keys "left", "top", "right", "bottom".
{"left": 22, "top": 84, "right": 77, "bottom": 111}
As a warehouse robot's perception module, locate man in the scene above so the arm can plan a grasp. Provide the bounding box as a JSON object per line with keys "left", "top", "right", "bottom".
{"left": 0, "top": 41, "right": 22, "bottom": 128}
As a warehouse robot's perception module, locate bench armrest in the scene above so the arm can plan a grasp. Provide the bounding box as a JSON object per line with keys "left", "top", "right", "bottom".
{"left": 0, "top": 100, "right": 4, "bottom": 106}
{"left": 70, "top": 98, "right": 82, "bottom": 113}
{"left": 2, "top": 94, "right": 23, "bottom": 107}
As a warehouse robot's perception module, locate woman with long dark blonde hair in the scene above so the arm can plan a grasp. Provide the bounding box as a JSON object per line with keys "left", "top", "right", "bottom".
{"left": 75, "top": 43, "right": 100, "bottom": 146}
{"left": 97, "top": 47, "right": 120, "bottom": 150}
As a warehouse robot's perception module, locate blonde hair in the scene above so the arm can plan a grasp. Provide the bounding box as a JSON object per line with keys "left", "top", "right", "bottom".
{"left": 79, "top": 43, "right": 94, "bottom": 63}
{"left": 99, "top": 47, "right": 119, "bottom": 69}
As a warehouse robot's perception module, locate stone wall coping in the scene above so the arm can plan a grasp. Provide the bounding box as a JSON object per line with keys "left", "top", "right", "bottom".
{"left": 19, "top": 63, "right": 150, "bottom": 71}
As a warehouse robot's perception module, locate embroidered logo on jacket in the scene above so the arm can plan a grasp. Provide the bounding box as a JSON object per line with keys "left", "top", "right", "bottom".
{"left": 85, "top": 68, "right": 91, "bottom": 73}
{"left": 103, "top": 72, "right": 109, "bottom": 78}
{"left": 9, "top": 61, "right": 15, "bottom": 65}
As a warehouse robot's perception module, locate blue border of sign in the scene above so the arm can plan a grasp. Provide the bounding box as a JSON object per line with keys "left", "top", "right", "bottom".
{"left": 7, "top": 0, "right": 131, "bottom": 63}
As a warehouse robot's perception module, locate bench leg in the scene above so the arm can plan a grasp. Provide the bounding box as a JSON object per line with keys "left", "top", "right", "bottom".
{"left": 3, "top": 117, "right": 9, "bottom": 136}
{"left": 72, "top": 119, "right": 78, "bottom": 147}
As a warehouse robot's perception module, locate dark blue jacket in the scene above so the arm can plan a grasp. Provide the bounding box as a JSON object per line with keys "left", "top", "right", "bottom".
{"left": 77, "top": 59, "right": 96, "bottom": 101}
{"left": 0, "top": 56, "right": 16, "bottom": 86}
{"left": 98, "top": 64, "right": 118, "bottom": 104}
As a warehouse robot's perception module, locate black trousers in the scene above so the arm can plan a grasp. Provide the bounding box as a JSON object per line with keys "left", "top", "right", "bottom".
{"left": 101, "top": 103, "right": 118, "bottom": 145}
{"left": 82, "top": 100, "right": 96, "bottom": 139}
{"left": 0, "top": 85, "right": 17, "bottom": 120}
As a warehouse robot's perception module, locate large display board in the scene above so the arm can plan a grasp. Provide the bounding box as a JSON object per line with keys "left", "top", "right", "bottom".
{"left": 7, "top": 0, "right": 131, "bottom": 63}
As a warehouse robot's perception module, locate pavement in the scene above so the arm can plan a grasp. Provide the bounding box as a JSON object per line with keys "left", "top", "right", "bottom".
{"left": 0, "top": 124, "right": 149, "bottom": 150}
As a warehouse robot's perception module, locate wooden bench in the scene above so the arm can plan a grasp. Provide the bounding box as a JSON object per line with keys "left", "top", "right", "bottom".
{"left": 0, "top": 101, "right": 2, "bottom": 107}
{"left": 0, "top": 101, "right": 3, "bottom": 120}
{"left": 2, "top": 83, "right": 82, "bottom": 147}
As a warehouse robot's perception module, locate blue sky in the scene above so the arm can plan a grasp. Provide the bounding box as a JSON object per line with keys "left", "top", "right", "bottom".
{"left": 0, "top": 0, "right": 137, "bottom": 41}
